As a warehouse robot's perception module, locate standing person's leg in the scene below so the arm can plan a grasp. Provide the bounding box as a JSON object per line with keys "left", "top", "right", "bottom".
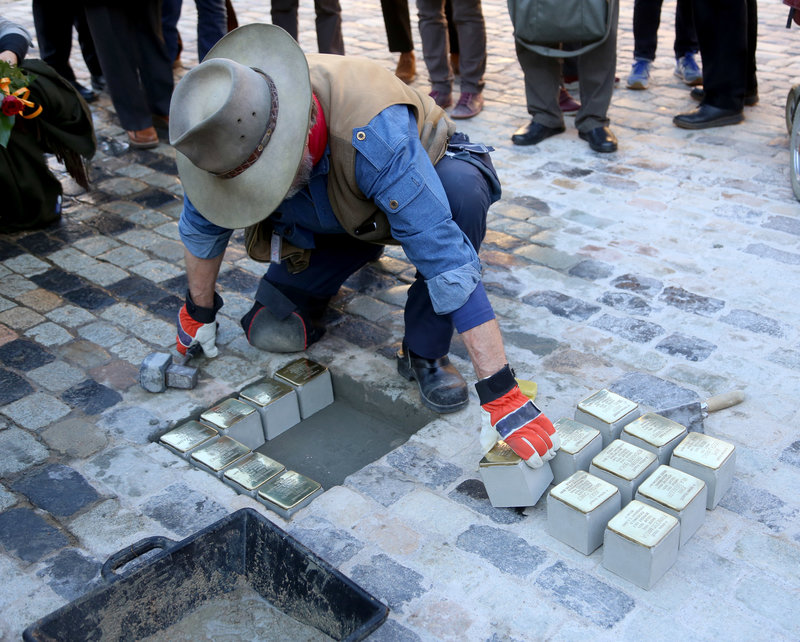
{"left": 194, "top": 0, "right": 227, "bottom": 60}
{"left": 745, "top": 0, "right": 758, "bottom": 98}
{"left": 314, "top": 0, "right": 344, "bottom": 54}
{"left": 31, "top": 0, "right": 79, "bottom": 83}
{"left": 514, "top": 42, "right": 562, "bottom": 130}
{"left": 133, "top": 0, "right": 174, "bottom": 119}
{"left": 450, "top": 0, "right": 485, "bottom": 99}
{"left": 161, "top": 0, "right": 183, "bottom": 62}
{"left": 74, "top": 6, "right": 105, "bottom": 87}
{"left": 674, "top": 0, "right": 698, "bottom": 57}
{"left": 445, "top": 0, "right": 459, "bottom": 71}
{"left": 381, "top": 0, "right": 416, "bottom": 82}
{"left": 627, "top": 0, "right": 662, "bottom": 89}
{"left": 417, "top": 0, "right": 453, "bottom": 106}
{"left": 271, "top": 0, "right": 300, "bottom": 41}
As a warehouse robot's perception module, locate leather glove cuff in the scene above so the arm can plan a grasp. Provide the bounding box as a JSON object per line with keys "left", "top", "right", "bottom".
{"left": 185, "top": 290, "right": 223, "bottom": 324}
{"left": 475, "top": 363, "right": 517, "bottom": 405}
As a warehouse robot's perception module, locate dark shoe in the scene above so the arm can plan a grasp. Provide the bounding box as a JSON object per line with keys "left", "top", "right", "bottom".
{"left": 70, "top": 81, "right": 97, "bottom": 103}
{"left": 91, "top": 75, "right": 106, "bottom": 92}
{"left": 126, "top": 127, "right": 159, "bottom": 149}
{"left": 395, "top": 51, "right": 416, "bottom": 84}
{"left": 242, "top": 303, "right": 324, "bottom": 353}
{"left": 559, "top": 86, "right": 580, "bottom": 114}
{"left": 690, "top": 87, "right": 759, "bottom": 107}
{"left": 451, "top": 91, "right": 483, "bottom": 119}
{"left": 429, "top": 89, "right": 453, "bottom": 109}
{"left": 511, "top": 119, "right": 565, "bottom": 146}
{"left": 673, "top": 103, "right": 744, "bottom": 129}
{"left": 397, "top": 342, "right": 468, "bottom": 413}
{"left": 579, "top": 126, "right": 618, "bottom": 153}
{"left": 152, "top": 114, "right": 169, "bottom": 134}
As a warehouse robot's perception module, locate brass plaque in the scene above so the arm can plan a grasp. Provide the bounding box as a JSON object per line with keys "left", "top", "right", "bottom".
{"left": 274, "top": 358, "right": 327, "bottom": 387}
{"left": 592, "top": 440, "right": 657, "bottom": 480}
{"left": 201, "top": 398, "right": 256, "bottom": 430}
{"left": 224, "top": 453, "right": 285, "bottom": 491}
{"left": 553, "top": 418, "right": 600, "bottom": 455}
{"left": 240, "top": 378, "right": 293, "bottom": 407}
{"left": 479, "top": 440, "right": 521, "bottom": 467}
{"left": 624, "top": 413, "right": 686, "bottom": 447}
{"left": 578, "top": 389, "right": 638, "bottom": 424}
{"left": 672, "top": 432, "right": 735, "bottom": 470}
{"left": 637, "top": 465, "right": 705, "bottom": 511}
{"left": 551, "top": 470, "right": 619, "bottom": 514}
{"left": 258, "top": 470, "right": 322, "bottom": 510}
{"left": 191, "top": 436, "right": 250, "bottom": 472}
{"left": 607, "top": 500, "right": 678, "bottom": 547}
{"left": 160, "top": 420, "right": 217, "bottom": 453}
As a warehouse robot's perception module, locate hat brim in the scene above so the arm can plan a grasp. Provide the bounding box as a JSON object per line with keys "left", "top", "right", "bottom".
{"left": 175, "top": 24, "right": 312, "bottom": 229}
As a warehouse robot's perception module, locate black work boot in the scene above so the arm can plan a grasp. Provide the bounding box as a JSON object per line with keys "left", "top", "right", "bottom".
{"left": 241, "top": 302, "right": 324, "bottom": 353}
{"left": 397, "top": 341, "right": 468, "bottom": 413}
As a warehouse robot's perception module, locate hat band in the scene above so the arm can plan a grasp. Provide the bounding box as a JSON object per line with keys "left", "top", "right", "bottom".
{"left": 213, "top": 69, "right": 279, "bottom": 180}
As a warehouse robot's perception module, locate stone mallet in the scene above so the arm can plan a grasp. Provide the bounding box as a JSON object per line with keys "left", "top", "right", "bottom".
{"left": 139, "top": 344, "right": 201, "bottom": 393}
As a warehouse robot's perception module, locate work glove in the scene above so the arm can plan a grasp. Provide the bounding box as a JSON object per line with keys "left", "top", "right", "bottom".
{"left": 476, "top": 364, "right": 560, "bottom": 469}
{"left": 176, "top": 291, "right": 223, "bottom": 358}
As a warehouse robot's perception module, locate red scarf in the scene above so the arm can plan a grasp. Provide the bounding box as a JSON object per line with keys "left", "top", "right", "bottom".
{"left": 308, "top": 93, "right": 327, "bottom": 165}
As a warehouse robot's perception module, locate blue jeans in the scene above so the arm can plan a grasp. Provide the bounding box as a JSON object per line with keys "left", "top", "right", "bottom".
{"left": 161, "top": 0, "right": 227, "bottom": 62}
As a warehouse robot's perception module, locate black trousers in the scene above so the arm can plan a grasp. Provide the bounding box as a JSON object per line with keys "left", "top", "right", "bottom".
{"left": 32, "top": 0, "right": 103, "bottom": 83}
{"left": 693, "top": 0, "right": 757, "bottom": 110}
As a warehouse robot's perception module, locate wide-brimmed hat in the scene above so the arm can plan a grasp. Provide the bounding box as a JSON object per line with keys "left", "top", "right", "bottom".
{"left": 169, "top": 24, "right": 312, "bottom": 229}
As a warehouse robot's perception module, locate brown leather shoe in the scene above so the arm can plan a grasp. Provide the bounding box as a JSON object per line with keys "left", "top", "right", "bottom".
{"left": 395, "top": 51, "right": 416, "bottom": 84}
{"left": 127, "top": 127, "right": 159, "bottom": 150}
{"left": 451, "top": 92, "right": 484, "bottom": 119}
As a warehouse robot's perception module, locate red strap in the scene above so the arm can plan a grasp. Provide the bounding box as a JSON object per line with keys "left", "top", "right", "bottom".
{"left": 308, "top": 93, "right": 327, "bottom": 165}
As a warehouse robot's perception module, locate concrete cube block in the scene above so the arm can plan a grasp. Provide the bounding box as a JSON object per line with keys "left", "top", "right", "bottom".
{"left": 223, "top": 452, "right": 285, "bottom": 497}
{"left": 159, "top": 420, "right": 218, "bottom": 459}
{"left": 636, "top": 465, "right": 707, "bottom": 547}
{"left": 621, "top": 412, "right": 688, "bottom": 465}
{"left": 550, "top": 418, "right": 603, "bottom": 485}
{"left": 575, "top": 389, "right": 641, "bottom": 447}
{"left": 274, "top": 358, "right": 334, "bottom": 419}
{"left": 190, "top": 436, "right": 251, "bottom": 478}
{"left": 603, "top": 500, "right": 680, "bottom": 590}
{"left": 257, "top": 469, "right": 323, "bottom": 519}
{"left": 201, "top": 397, "right": 265, "bottom": 450}
{"left": 239, "top": 378, "right": 301, "bottom": 440}
{"left": 547, "top": 470, "right": 621, "bottom": 555}
{"left": 670, "top": 432, "right": 736, "bottom": 509}
{"left": 478, "top": 441, "right": 553, "bottom": 508}
{"left": 589, "top": 439, "right": 659, "bottom": 505}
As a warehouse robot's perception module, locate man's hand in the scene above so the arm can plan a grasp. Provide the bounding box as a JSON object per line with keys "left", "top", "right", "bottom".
{"left": 476, "top": 365, "right": 560, "bottom": 468}
{"left": 177, "top": 291, "right": 223, "bottom": 357}
{"left": 0, "top": 51, "right": 18, "bottom": 65}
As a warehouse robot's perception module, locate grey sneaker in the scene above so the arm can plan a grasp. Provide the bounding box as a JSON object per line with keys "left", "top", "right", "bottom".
{"left": 675, "top": 52, "right": 702, "bottom": 86}
{"left": 627, "top": 59, "right": 652, "bottom": 90}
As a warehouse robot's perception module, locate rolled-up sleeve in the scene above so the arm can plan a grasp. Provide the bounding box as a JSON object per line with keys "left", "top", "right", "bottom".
{"left": 178, "top": 195, "right": 233, "bottom": 259}
{"left": 353, "top": 105, "right": 481, "bottom": 315}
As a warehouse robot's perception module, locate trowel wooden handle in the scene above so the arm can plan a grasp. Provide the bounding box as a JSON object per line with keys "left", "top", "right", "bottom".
{"left": 704, "top": 390, "right": 745, "bottom": 413}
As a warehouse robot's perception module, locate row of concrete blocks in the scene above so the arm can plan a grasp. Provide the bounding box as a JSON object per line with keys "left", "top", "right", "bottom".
{"left": 479, "top": 389, "right": 736, "bottom": 590}
{"left": 158, "top": 358, "right": 334, "bottom": 518}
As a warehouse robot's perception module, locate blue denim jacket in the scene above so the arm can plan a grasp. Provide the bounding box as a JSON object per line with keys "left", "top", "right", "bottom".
{"left": 179, "top": 104, "right": 483, "bottom": 316}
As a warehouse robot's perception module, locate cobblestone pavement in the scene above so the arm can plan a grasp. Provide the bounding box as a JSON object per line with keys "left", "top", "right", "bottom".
{"left": 1, "top": 0, "right": 800, "bottom": 639}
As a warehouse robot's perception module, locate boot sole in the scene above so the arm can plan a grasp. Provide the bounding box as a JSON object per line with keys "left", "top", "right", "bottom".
{"left": 397, "top": 353, "right": 469, "bottom": 414}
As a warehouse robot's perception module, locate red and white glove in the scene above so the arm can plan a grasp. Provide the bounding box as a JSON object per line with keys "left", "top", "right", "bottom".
{"left": 176, "top": 291, "right": 222, "bottom": 358}
{"left": 476, "top": 365, "right": 560, "bottom": 469}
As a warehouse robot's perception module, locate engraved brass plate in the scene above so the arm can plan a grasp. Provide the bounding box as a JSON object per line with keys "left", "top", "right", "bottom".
{"left": 578, "top": 389, "right": 639, "bottom": 424}
{"left": 551, "top": 470, "right": 619, "bottom": 513}
{"left": 191, "top": 436, "right": 250, "bottom": 472}
{"left": 637, "top": 465, "right": 705, "bottom": 511}
{"left": 607, "top": 500, "right": 678, "bottom": 548}
{"left": 201, "top": 398, "right": 256, "bottom": 429}
{"left": 258, "top": 470, "right": 322, "bottom": 509}
{"left": 553, "top": 418, "right": 600, "bottom": 455}
{"left": 592, "top": 440, "right": 657, "bottom": 480}
{"left": 240, "top": 378, "right": 293, "bottom": 407}
{"left": 479, "top": 440, "right": 521, "bottom": 467}
{"left": 672, "top": 432, "right": 735, "bottom": 470}
{"left": 224, "top": 452, "right": 285, "bottom": 490}
{"left": 160, "top": 420, "right": 217, "bottom": 453}
{"left": 274, "top": 358, "right": 327, "bottom": 387}
{"left": 624, "top": 413, "right": 686, "bottom": 447}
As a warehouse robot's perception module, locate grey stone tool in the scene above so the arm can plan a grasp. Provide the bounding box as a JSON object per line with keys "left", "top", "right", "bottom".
{"left": 139, "top": 345, "right": 201, "bottom": 393}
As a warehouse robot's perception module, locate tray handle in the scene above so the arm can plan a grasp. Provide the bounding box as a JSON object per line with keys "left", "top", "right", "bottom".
{"left": 101, "top": 536, "right": 175, "bottom": 581}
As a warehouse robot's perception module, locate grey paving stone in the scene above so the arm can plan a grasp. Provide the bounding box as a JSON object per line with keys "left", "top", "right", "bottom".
{"left": 40, "top": 417, "right": 108, "bottom": 458}
{"left": 74, "top": 261, "right": 129, "bottom": 287}
{"left": 27, "top": 360, "right": 87, "bottom": 393}
{"left": 76, "top": 321, "right": 128, "bottom": 347}
{"left": 522, "top": 291, "right": 601, "bottom": 322}
{"left": 501, "top": 330, "right": 560, "bottom": 357}
{"left": 3, "top": 254, "right": 50, "bottom": 276}
{"left": 0, "top": 306, "right": 46, "bottom": 330}
{"left": 719, "top": 309, "right": 790, "bottom": 338}
{"left": 456, "top": 524, "right": 546, "bottom": 576}
{"left": 23, "top": 322, "right": 73, "bottom": 347}
{"left": 745, "top": 243, "right": 800, "bottom": 265}
{"left": 97, "top": 405, "right": 169, "bottom": 445}
{"left": 448, "top": 479, "right": 526, "bottom": 525}
{"left": 36, "top": 549, "right": 101, "bottom": 601}
{"left": 129, "top": 259, "right": 183, "bottom": 283}
{"left": 568, "top": 259, "right": 614, "bottom": 280}
{"left": 762, "top": 215, "right": 800, "bottom": 237}
{"left": 45, "top": 305, "right": 96, "bottom": 328}
{"left": 0, "top": 273, "right": 38, "bottom": 298}
{"left": 129, "top": 316, "right": 175, "bottom": 347}
{"left": 386, "top": 443, "right": 463, "bottom": 490}
{"left": 535, "top": 561, "right": 635, "bottom": 629}
{"left": 140, "top": 482, "right": 230, "bottom": 537}
{"left": 779, "top": 440, "right": 800, "bottom": 468}
{"left": 0, "top": 368, "right": 33, "bottom": 405}
{"left": 1, "top": 393, "right": 71, "bottom": 431}
{"left": 0, "top": 485, "right": 17, "bottom": 511}
{"left": 287, "top": 515, "right": 365, "bottom": 566}
{"left": 609, "top": 273, "right": 663, "bottom": 297}
{"left": 71, "top": 236, "right": 120, "bottom": 257}
{"left": 659, "top": 286, "right": 725, "bottom": 317}
{"left": 0, "top": 508, "right": 68, "bottom": 563}
{"left": 590, "top": 314, "right": 666, "bottom": 343}
{"left": 366, "top": 619, "right": 422, "bottom": 642}
{"left": 514, "top": 245, "right": 581, "bottom": 271}
{"left": 47, "top": 248, "right": 98, "bottom": 272}
{"left": 718, "top": 478, "right": 799, "bottom": 533}
{"left": 350, "top": 554, "right": 427, "bottom": 612}
{"left": 597, "top": 291, "right": 653, "bottom": 316}
{"left": 60, "top": 379, "right": 122, "bottom": 415}
{"left": 12, "top": 464, "right": 100, "bottom": 517}
{"left": 345, "top": 463, "right": 417, "bottom": 507}
{"left": 767, "top": 348, "right": 800, "bottom": 371}
{"left": 655, "top": 333, "right": 717, "bottom": 362}
{"left": 0, "top": 295, "right": 14, "bottom": 312}
{"left": 56, "top": 340, "right": 112, "bottom": 369}
{"left": 96, "top": 246, "right": 150, "bottom": 268}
